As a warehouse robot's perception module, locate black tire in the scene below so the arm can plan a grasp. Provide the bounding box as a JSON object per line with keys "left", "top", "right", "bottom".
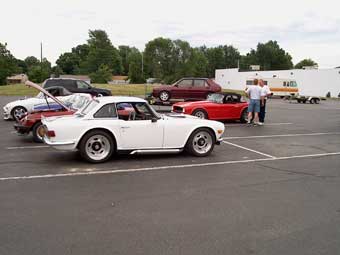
{"left": 11, "top": 106, "right": 27, "bottom": 121}
{"left": 32, "top": 121, "right": 44, "bottom": 143}
{"left": 310, "top": 99, "right": 314, "bottom": 104}
{"left": 159, "top": 91, "right": 170, "bottom": 102}
{"left": 297, "top": 99, "right": 301, "bottom": 103}
{"left": 314, "top": 98, "right": 320, "bottom": 104}
{"left": 185, "top": 128, "right": 215, "bottom": 157}
{"left": 303, "top": 100, "right": 306, "bottom": 104}
{"left": 192, "top": 109, "right": 208, "bottom": 119}
{"left": 79, "top": 130, "right": 114, "bottom": 163}
{"left": 240, "top": 108, "right": 248, "bottom": 123}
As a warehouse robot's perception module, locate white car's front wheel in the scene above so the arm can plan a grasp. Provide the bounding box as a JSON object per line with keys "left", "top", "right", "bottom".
{"left": 79, "top": 130, "right": 114, "bottom": 163}
{"left": 185, "top": 128, "right": 215, "bottom": 157}
{"left": 11, "top": 106, "right": 27, "bottom": 121}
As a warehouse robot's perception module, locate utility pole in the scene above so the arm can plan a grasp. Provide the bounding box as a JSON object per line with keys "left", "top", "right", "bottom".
{"left": 40, "top": 42, "right": 43, "bottom": 83}
{"left": 142, "top": 51, "right": 146, "bottom": 98}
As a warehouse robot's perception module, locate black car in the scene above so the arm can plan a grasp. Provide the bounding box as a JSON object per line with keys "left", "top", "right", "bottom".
{"left": 42, "top": 78, "right": 112, "bottom": 96}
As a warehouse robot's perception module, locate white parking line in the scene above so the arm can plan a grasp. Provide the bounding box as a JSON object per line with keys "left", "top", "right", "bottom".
{"left": 223, "top": 132, "right": 340, "bottom": 140}
{"left": 6, "top": 145, "right": 49, "bottom": 150}
{"left": 225, "top": 122, "right": 292, "bottom": 127}
{"left": 222, "top": 141, "right": 276, "bottom": 158}
{"left": 1, "top": 151, "right": 339, "bottom": 182}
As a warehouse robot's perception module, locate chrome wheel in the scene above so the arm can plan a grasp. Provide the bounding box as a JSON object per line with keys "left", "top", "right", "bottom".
{"left": 12, "top": 107, "right": 27, "bottom": 120}
{"left": 85, "top": 135, "right": 111, "bottom": 161}
{"left": 36, "top": 125, "right": 45, "bottom": 140}
{"left": 192, "top": 131, "right": 213, "bottom": 154}
{"left": 159, "top": 91, "right": 170, "bottom": 102}
{"left": 193, "top": 110, "right": 207, "bottom": 119}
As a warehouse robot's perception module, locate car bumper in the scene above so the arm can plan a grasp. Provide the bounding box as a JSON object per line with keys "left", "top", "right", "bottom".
{"left": 43, "top": 136, "right": 77, "bottom": 151}
{"left": 216, "top": 137, "right": 223, "bottom": 145}
{"left": 3, "top": 111, "right": 11, "bottom": 120}
{"left": 14, "top": 123, "right": 30, "bottom": 134}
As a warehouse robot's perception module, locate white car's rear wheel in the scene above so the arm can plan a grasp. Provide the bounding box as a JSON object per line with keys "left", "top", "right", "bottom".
{"left": 79, "top": 130, "right": 114, "bottom": 163}
{"left": 32, "top": 122, "right": 44, "bottom": 143}
{"left": 185, "top": 128, "right": 215, "bottom": 157}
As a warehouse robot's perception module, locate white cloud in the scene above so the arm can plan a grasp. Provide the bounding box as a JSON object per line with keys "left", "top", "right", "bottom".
{"left": 1, "top": 0, "right": 340, "bottom": 67}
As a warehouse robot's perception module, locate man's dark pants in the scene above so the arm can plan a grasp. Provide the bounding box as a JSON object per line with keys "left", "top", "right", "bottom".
{"left": 259, "top": 99, "right": 267, "bottom": 123}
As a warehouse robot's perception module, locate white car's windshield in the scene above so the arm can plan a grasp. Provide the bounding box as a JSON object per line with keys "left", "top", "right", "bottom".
{"left": 81, "top": 100, "right": 99, "bottom": 115}
{"left": 64, "top": 95, "right": 91, "bottom": 110}
{"left": 36, "top": 92, "right": 45, "bottom": 99}
{"left": 207, "top": 93, "right": 224, "bottom": 103}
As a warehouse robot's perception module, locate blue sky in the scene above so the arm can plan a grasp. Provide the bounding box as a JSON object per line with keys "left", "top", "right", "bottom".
{"left": 1, "top": 0, "right": 339, "bottom": 68}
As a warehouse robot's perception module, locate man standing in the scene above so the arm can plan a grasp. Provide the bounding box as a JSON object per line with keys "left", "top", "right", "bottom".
{"left": 259, "top": 79, "right": 271, "bottom": 124}
{"left": 246, "top": 79, "right": 264, "bottom": 125}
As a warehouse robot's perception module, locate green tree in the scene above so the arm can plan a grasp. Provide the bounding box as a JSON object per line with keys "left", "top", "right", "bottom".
{"left": 56, "top": 52, "right": 80, "bottom": 74}
{"left": 223, "top": 45, "right": 241, "bottom": 68}
{"left": 85, "top": 30, "right": 122, "bottom": 74}
{"left": 51, "top": 66, "right": 63, "bottom": 77}
{"left": 27, "top": 58, "right": 51, "bottom": 83}
{"left": 241, "top": 41, "right": 293, "bottom": 71}
{"left": 128, "top": 51, "right": 144, "bottom": 83}
{"left": 24, "top": 56, "right": 40, "bottom": 68}
{"left": 170, "top": 39, "right": 192, "bottom": 80}
{"left": 90, "top": 64, "right": 112, "bottom": 83}
{"left": 0, "top": 42, "right": 19, "bottom": 84}
{"left": 294, "top": 58, "right": 318, "bottom": 69}
{"left": 188, "top": 48, "right": 208, "bottom": 77}
{"left": 118, "top": 45, "right": 138, "bottom": 75}
{"left": 144, "top": 37, "right": 174, "bottom": 79}
{"left": 204, "top": 46, "right": 225, "bottom": 77}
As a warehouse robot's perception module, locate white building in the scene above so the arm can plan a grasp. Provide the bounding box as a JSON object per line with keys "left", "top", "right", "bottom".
{"left": 215, "top": 68, "right": 340, "bottom": 97}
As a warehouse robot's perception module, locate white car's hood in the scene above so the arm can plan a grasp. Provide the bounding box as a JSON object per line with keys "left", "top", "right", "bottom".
{"left": 5, "top": 97, "right": 41, "bottom": 109}
{"left": 164, "top": 113, "right": 198, "bottom": 119}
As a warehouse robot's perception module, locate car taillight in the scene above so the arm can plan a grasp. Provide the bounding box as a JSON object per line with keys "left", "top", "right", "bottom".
{"left": 47, "top": 130, "right": 56, "bottom": 137}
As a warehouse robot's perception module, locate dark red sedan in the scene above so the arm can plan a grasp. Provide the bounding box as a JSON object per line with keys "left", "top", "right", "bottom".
{"left": 152, "top": 78, "right": 221, "bottom": 102}
{"left": 172, "top": 93, "right": 249, "bottom": 122}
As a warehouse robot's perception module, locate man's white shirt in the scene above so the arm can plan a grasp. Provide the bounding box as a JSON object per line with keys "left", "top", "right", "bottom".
{"left": 261, "top": 85, "right": 271, "bottom": 99}
{"left": 246, "top": 85, "right": 262, "bottom": 100}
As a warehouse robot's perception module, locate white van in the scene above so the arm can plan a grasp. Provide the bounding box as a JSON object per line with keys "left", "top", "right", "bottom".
{"left": 246, "top": 78, "right": 299, "bottom": 97}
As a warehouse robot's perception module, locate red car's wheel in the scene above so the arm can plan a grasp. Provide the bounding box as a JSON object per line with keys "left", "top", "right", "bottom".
{"left": 192, "top": 109, "right": 208, "bottom": 119}
{"left": 159, "top": 91, "right": 170, "bottom": 102}
{"left": 240, "top": 108, "right": 248, "bottom": 123}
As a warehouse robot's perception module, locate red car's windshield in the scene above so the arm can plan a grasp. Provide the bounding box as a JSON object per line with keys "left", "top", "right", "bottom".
{"left": 207, "top": 94, "right": 224, "bottom": 103}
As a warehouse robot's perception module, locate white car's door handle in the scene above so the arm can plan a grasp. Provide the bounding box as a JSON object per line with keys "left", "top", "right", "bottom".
{"left": 121, "top": 126, "right": 130, "bottom": 129}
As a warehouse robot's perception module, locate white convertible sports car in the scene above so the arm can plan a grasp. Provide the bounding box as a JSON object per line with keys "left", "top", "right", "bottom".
{"left": 41, "top": 96, "right": 225, "bottom": 163}
{"left": 3, "top": 86, "right": 73, "bottom": 120}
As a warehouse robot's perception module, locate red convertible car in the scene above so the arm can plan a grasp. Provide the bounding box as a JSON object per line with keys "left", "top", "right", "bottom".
{"left": 172, "top": 93, "right": 249, "bottom": 122}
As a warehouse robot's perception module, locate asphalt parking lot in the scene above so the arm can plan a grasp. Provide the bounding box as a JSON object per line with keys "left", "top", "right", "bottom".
{"left": 1, "top": 96, "right": 340, "bottom": 255}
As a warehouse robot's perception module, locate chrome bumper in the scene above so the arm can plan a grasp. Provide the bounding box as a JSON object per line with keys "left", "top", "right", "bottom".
{"left": 43, "top": 137, "right": 76, "bottom": 150}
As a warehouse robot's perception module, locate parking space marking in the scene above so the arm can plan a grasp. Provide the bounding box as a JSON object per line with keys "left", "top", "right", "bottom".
{"left": 225, "top": 122, "right": 293, "bottom": 127}
{"left": 223, "top": 132, "right": 340, "bottom": 140}
{"left": 1, "top": 151, "right": 339, "bottom": 182}
{"left": 6, "top": 145, "right": 50, "bottom": 150}
{"left": 222, "top": 141, "right": 276, "bottom": 158}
